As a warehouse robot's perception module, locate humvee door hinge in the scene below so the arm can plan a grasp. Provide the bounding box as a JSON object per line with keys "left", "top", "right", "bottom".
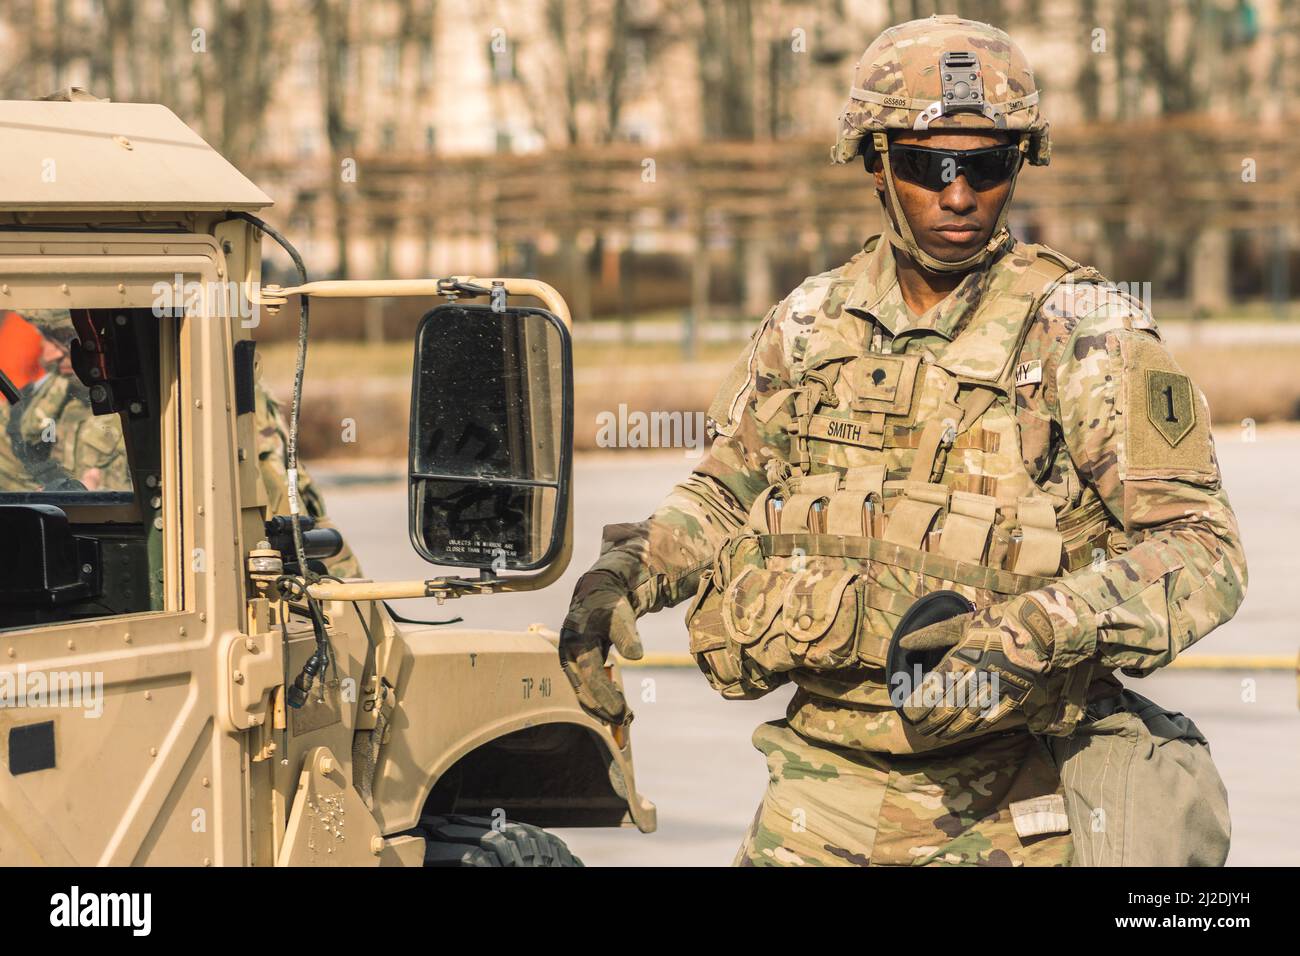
{"left": 219, "top": 599, "right": 284, "bottom": 732}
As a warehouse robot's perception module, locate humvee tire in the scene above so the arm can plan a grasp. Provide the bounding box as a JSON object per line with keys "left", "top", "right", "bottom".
{"left": 418, "top": 814, "right": 584, "bottom": 867}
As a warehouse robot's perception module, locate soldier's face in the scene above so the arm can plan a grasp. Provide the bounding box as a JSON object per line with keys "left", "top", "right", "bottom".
{"left": 873, "top": 130, "right": 1017, "bottom": 264}
{"left": 40, "top": 337, "right": 73, "bottom": 375}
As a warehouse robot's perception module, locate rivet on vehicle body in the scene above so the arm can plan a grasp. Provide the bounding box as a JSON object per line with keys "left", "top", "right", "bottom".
{"left": 144, "top": 691, "right": 152, "bottom": 701}
{"left": 195, "top": 399, "right": 202, "bottom": 408}
{"left": 5, "top": 648, "right": 13, "bottom": 658}
{"left": 60, "top": 283, "right": 69, "bottom": 294}
{"left": 123, "top": 632, "right": 132, "bottom": 644}
{"left": 1, "top": 284, "right": 8, "bottom": 294}
{"left": 117, "top": 283, "right": 125, "bottom": 293}
{"left": 150, "top": 495, "right": 161, "bottom": 509}
{"left": 199, "top": 612, "right": 207, "bottom": 622}
{"left": 146, "top": 474, "right": 158, "bottom": 488}
{"left": 178, "top": 626, "right": 187, "bottom": 637}
{"left": 233, "top": 671, "right": 244, "bottom": 684}
{"left": 197, "top": 505, "right": 204, "bottom": 515}
{"left": 203, "top": 858, "right": 212, "bottom": 867}
{"left": 245, "top": 638, "right": 258, "bottom": 652}
{"left": 153, "top": 517, "right": 163, "bottom": 530}
{"left": 113, "top": 135, "right": 133, "bottom": 150}
{"left": 66, "top": 640, "right": 74, "bottom": 650}
{"left": 202, "top": 777, "right": 210, "bottom": 788}
{"left": 149, "top": 747, "right": 158, "bottom": 757}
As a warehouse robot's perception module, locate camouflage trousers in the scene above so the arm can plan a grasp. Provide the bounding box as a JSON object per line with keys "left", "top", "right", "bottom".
{"left": 734, "top": 720, "right": 1073, "bottom": 866}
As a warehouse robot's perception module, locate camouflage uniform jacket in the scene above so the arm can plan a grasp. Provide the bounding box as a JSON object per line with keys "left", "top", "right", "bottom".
{"left": 9, "top": 372, "right": 129, "bottom": 491}
{"left": 589, "top": 234, "right": 1247, "bottom": 753}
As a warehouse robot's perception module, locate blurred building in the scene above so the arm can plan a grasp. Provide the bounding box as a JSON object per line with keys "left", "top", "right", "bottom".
{"left": 0, "top": 0, "right": 1293, "bottom": 319}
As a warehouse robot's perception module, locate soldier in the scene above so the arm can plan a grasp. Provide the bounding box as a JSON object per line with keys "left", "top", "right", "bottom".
{"left": 13, "top": 311, "right": 130, "bottom": 491}
{"left": 252, "top": 348, "right": 363, "bottom": 579}
{"left": 558, "top": 15, "right": 1245, "bottom": 866}
{"left": 0, "top": 309, "right": 127, "bottom": 492}
{"left": 0, "top": 310, "right": 47, "bottom": 491}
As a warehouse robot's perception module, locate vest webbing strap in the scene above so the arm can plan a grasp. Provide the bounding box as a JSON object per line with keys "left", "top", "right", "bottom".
{"left": 904, "top": 371, "right": 958, "bottom": 484}
{"left": 904, "top": 386, "right": 999, "bottom": 484}
{"left": 759, "top": 532, "right": 1054, "bottom": 595}
{"left": 887, "top": 424, "right": 999, "bottom": 451}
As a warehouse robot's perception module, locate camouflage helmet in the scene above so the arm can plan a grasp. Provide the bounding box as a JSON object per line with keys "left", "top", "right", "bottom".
{"left": 22, "top": 308, "right": 76, "bottom": 347}
{"left": 830, "top": 14, "right": 1050, "bottom": 167}
{"left": 832, "top": 15, "right": 1047, "bottom": 275}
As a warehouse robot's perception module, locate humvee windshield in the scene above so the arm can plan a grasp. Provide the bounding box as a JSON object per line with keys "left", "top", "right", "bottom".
{"left": 0, "top": 307, "right": 165, "bottom": 630}
{"left": 0, "top": 309, "right": 133, "bottom": 502}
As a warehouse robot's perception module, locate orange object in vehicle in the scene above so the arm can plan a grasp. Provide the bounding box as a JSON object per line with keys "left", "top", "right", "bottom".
{"left": 0, "top": 311, "right": 44, "bottom": 390}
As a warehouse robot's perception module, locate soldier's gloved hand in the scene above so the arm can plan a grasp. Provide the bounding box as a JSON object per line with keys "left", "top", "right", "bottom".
{"left": 558, "top": 570, "right": 644, "bottom": 727}
{"left": 896, "top": 593, "right": 1059, "bottom": 740}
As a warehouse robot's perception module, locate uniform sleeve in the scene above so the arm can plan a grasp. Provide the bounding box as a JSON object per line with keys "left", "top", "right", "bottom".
{"left": 17, "top": 373, "right": 68, "bottom": 443}
{"left": 1030, "top": 292, "right": 1247, "bottom": 675}
{"left": 584, "top": 301, "right": 797, "bottom": 615}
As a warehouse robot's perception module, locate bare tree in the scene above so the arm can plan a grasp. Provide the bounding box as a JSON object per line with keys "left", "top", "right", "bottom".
{"left": 314, "top": 0, "right": 355, "bottom": 278}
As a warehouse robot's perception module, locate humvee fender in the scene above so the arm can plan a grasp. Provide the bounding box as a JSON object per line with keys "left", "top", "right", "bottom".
{"left": 371, "top": 625, "right": 656, "bottom": 835}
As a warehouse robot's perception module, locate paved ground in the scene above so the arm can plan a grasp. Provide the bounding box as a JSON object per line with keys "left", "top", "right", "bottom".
{"left": 321, "top": 428, "right": 1300, "bottom": 866}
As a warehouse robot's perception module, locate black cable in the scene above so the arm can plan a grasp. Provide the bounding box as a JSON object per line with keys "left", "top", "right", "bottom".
{"left": 0, "top": 368, "right": 19, "bottom": 405}
{"left": 231, "top": 212, "right": 312, "bottom": 583}
{"left": 382, "top": 601, "right": 463, "bottom": 626}
{"left": 231, "top": 212, "right": 339, "bottom": 709}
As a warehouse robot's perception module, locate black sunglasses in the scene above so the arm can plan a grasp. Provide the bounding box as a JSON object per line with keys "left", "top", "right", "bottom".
{"left": 867, "top": 143, "right": 1022, "bottom": 191}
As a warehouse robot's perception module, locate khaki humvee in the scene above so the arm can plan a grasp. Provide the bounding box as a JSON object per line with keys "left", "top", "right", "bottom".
{"left": 0, "top": 96, "right": 654, "bottom": 866}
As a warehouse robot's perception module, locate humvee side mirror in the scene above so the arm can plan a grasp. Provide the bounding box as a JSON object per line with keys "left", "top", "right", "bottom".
{"left": 408, "top": 303, "right": 572, "bottom": 572}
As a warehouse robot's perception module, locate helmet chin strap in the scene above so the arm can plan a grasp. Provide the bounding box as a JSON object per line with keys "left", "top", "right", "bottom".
{"left": 876, "top": 143, "right": 1019, "bottom": 275}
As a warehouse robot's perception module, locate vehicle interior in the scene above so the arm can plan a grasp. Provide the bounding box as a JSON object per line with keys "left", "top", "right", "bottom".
{"left": 0, "top": 307, "right": 165, "bottom": 630}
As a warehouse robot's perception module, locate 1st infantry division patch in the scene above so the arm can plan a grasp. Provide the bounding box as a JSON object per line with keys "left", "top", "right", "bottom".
{"left": 1144, "top": 369, "right": 1195, "bottom": 446}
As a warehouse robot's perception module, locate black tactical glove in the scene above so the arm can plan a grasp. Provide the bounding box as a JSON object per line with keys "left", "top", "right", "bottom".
{"left": 558, "top": 570, "right": 644, "bottom": 727}
{"left": 891, "top": 592, "right": 1061, "bottom": 739}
